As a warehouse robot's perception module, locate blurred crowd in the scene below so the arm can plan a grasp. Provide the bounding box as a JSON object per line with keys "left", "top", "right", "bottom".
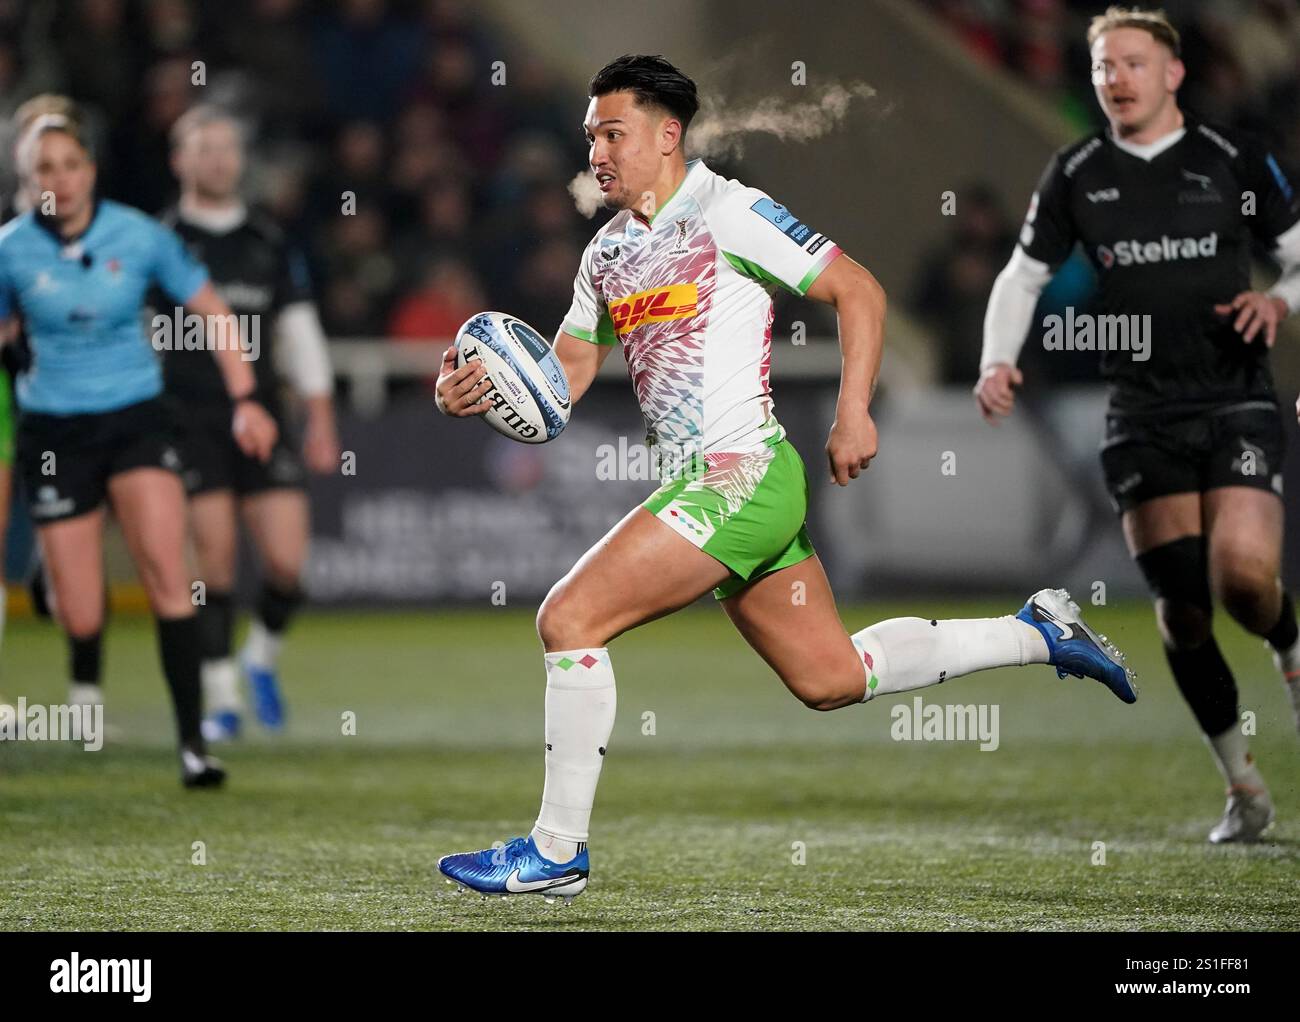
{"left": 0, "top": 0, "right": 1293, "bottom": 386}
{"left": 0, "top": 0, "right": 594, "bottom": 344}
{"left": 927, "top": 0, "right": 1300, "bottom": 160}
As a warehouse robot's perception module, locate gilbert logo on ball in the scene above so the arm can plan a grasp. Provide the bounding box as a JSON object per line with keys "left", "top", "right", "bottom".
{"left": 454, "top": 312, "right": 571, "bottom": 444}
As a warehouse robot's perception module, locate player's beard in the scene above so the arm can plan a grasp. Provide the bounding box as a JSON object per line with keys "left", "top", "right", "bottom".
{"left": 602, "top": 180, "right": 630, "bottom": 211}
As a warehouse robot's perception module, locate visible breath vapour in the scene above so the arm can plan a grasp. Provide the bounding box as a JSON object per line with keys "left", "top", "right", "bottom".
{"left": 569, "top": 81, "right": 881, "bottom": 218}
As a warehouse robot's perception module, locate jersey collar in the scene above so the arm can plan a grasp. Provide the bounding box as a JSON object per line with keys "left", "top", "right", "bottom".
{"left": 33, "top": 195, "right": 101, "bottom": 247}
{"left": 1107, "top": 121, "right": 1187, "bottom": 162}
{"left": 632, "top": 158, "right": 706, "bottom": 227}
{"left": 177, "top": 198, "right": 248, "bottom": 234}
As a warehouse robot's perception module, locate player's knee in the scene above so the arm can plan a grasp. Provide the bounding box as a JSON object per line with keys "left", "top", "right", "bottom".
{"left": 194, "top": 546, "right": 237, "bottom": 591}
{"left": 1138, "top": 538, "right": 1212, "bottom": 650}
{"left": 135, "top": 549, "right": 190, "bottom": 611}
{"left": 787, "top": 660, "right": 865, "bottom": 711}
{"left": 262, "top": 557, "right": 303, "bottom": 593}
{"left": 1155, "top": 599, "right": 1212, "bottom": 651}
{"left": 536, "top": 583, "right": 604, "bottom": 651}
{"left": 58, "top": 603, "right": 103, "bottom": 639}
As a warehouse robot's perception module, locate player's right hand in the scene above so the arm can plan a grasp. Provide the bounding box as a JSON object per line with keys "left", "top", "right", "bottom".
{"left": 435, "top": 345, "right": 494, "bottom": 417}
{"left": 974, "top": 363, "right": 1022, "bottom": 424}
{"left": 232, "top": 398, "right": 279, "bottom": 462}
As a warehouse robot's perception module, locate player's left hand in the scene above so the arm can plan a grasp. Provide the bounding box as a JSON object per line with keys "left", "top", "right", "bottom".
{"left": 826, "top": 408, "right": 878, "bottom": 486}
{"left": 232, "top": 398, "right": 279, "bottom": 463}
{"left": 303, "top": 413, "right": 340, "bottom": 474}
{"left": 1215, "top": 291, "right": 1288, "bottom": 347}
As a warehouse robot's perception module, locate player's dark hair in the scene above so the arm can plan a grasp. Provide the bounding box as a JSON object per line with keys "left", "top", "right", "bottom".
{"left": 589, "top": 55, "right": 700, "bottom": 138}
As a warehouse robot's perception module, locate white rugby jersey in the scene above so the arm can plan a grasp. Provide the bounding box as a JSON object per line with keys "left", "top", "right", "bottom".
{"left": 561, "top": 158, "right": 841, "bottom": 478}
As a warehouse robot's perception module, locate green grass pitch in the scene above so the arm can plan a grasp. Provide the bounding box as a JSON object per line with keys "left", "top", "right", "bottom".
{"left": 1, "top": 599, "right": 1297, "bottom": 931}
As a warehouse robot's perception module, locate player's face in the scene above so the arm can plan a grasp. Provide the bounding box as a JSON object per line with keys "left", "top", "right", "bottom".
{"left": 1090, "top": 28, "right": 1182, "bottom": 135}
{"left": 584, "top": 91, "right": 672, "bottom": 215}
{"left": 29, "top": 131, "right": 95, "bottom": 222}
{"left": 176, "top": 120, "right": 244, "bottom": 200}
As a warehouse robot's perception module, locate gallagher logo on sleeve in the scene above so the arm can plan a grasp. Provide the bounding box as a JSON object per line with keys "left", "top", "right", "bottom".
{"left": 750, "top": 197, "right": 816, "bottom": 246}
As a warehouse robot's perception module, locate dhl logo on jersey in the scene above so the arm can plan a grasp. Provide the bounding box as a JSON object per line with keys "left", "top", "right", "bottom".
{"left": 608, "top": 284, "right": 698, "bottom": 335}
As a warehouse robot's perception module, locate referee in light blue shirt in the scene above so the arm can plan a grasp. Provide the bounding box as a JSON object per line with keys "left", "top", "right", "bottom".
{"left": 0, "top": 112, "right": 278, "bottom": 786}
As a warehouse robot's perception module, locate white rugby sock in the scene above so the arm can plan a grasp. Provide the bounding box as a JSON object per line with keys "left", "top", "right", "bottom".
{"left": 201, "top": 657, "right": 242, "bottom": 713}
{"left": 242, "top": 621, "right": 283, "bottom": 670}
{"left": 531, "top": 648, "right": 616, "bottom": 864}
{"left": 851, "top": 616, "right": 1049, "bottom": 701}
{"left": 1207, "top": 724, "right": 1266, "bottom": 792}
{"left": 1270, "top": 636, "right": 1300, "bottom": 732}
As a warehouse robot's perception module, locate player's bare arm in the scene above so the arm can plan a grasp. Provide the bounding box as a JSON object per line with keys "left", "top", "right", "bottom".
{"left": 301, "top": 393, "right": 339, "bottom": 473}
{"left": 552, "top": 330, "right": 613, "bottom": 405}
{"left": 805, "top": 254, "right": 885, "bottom": 485}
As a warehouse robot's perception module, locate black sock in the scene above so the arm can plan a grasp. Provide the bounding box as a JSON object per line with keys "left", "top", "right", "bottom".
{"left": 1265, "top": 592, "right": 1298, "bottom": 654}
{"left": 258, "top": 583, "right": 303, "bottom": 635}
{"left": 157, "top": 615, "right": 203, "bottom": 750}
{"left": 199, "top": 589, "right": 235, "bottom": 661}
{"left": 1165, "top": 638, "right": 1239, "bottom": 737}
{"left": 69, "top": 633, "right": 103, "bottom": 686}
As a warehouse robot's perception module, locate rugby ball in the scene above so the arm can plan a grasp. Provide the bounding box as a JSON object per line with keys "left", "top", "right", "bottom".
{"left": 454, "top": 312, "right": 571, "bottom": 444}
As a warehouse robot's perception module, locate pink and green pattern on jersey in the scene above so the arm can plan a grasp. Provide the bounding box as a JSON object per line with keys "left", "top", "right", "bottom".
{"left": 643, "top": 437, "right": 815, "bottom": 600}
{"left": 562, "top": 160, "right": 843, "bottom": 484}
{"left": 607, "top": 206, "right": 718, "bottom": 471}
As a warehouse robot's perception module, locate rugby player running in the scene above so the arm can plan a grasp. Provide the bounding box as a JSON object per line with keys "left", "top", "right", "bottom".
{"left": 436, "top": 55, "right": 1136, "bottom": 901}
{"left": 976, "top": 7, "right": 1300, "bottom": 842}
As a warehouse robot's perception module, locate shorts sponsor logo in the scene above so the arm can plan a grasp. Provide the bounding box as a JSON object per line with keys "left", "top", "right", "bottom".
{"left": 33, "top": 485, "right": 74, "bottom": 519}
{"left": 749, "top": 197, "right": 814, "bottom": 246}
{"left": 608, "top": 284, "right": 698, "bottom": 335}
{"left": 1087, "top": 187, "right": 1120, "bottom": 203}
{"left": 1114, "top": 472, "right": 1143, "bottom": 496}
